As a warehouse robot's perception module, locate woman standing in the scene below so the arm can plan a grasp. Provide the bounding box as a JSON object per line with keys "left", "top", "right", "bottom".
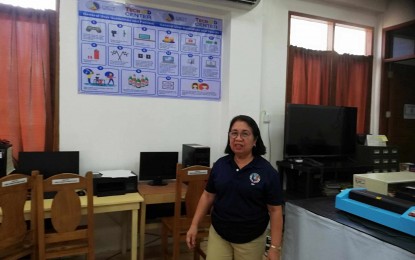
{"left": 187, "top": 115, "right": 284, "bottom": 260}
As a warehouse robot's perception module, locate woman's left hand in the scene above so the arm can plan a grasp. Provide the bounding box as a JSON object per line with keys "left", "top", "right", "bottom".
{"left": 267, "top": 248, "right": 281, "bottom": 260}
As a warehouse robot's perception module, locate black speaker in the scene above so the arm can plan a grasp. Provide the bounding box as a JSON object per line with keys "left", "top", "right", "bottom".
{"left": 356, "top": 134, "right": 367, "bottom": 145}
{"left": 0, "top": 141, "right": 13, "bottom": 177}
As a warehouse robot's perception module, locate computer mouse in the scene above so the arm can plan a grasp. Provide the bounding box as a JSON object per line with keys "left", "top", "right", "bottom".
{"left": 77, "top": 190, "right": 86, "bottom": 196}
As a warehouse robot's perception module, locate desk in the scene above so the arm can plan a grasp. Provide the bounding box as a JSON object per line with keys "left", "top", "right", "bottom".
{"left": 16, "top": 193, "right": 144, "bottom": 260}
{"left": 138, "top": 180, "right": 186, "bottom": 260}
{"left": 282, "top": 197, "right": 415, "bottom": 260}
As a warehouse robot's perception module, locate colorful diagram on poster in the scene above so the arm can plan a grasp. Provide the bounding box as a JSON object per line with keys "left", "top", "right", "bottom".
{"left": 78, "top": 0, "right": 222, "bottom": 100}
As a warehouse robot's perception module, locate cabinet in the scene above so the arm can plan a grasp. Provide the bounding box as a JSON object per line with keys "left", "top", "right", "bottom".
{"left": 380, "top": 20, "right": 415, "bottom": 163}
{"left": 384, "top": 21, "right": 415, "bottom": 63}
{"left": 354, "top": 145, "right": 400, "bottom": 173}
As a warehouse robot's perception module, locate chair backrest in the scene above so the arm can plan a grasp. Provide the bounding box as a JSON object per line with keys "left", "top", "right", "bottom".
{"left": 36, "top": 171, "right": 94, "bottom": 259}
{"left": 0, "top": 172, "right": 37, "bottom": 258}
{"left": 174, "top": 164, "right": 211, "bottom": 221}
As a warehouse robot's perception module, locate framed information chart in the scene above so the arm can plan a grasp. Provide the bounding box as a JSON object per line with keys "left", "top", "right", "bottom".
{"left": 78, "top": 0, "right": 222, "bottom": 100}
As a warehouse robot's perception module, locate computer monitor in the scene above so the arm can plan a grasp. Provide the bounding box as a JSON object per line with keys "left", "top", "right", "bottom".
{"left": 139, "top": 151, "right": 178, "bottom": 186}
{"left": 17, "top": 151, "right": 80, "bottom": 178}
{"left": 283, "top": 104, "right": 357, "bottom": 159}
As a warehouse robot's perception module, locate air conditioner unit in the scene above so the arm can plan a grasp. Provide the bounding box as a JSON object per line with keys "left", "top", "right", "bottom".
{"left": 224, "top": 0, "right": 260, "bottom": 6}
{"left": 193, "top": 0, "right": 261, "bottom": 9}
{"left": 130, "top": 0, "right": 261, "bottom": 10}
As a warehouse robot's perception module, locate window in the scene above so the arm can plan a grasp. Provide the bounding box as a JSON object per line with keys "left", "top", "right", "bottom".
{"left": 0, "top": 0, "right": 55, "bottom": 10}
{"left": 286, "top": 12, "right": 374, "bottom": 134}
{"left": 290, "top": 14, "right": 372, "bottom": 56}
{"left": 0, "top": 4, "right": 58, "bottom": 159}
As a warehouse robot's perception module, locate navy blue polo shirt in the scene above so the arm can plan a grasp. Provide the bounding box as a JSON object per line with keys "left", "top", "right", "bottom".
{"left": 205, "top": 155, "right": 283, "bottom": 244}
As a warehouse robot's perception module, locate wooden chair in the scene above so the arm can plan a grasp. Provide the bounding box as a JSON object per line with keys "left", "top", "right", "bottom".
{"left": 0, "top": 172, "right": 38, "bottom": 260}
{"left": 161, "top": 164, "right": 211, "bottom": 260}
{"left": 35, "top": 171, "right": 95, "bottom": 259}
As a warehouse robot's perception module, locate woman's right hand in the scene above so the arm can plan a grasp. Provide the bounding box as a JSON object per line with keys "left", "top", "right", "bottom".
{"left": 186, "top": 225, "right": 198, "bottom": 249}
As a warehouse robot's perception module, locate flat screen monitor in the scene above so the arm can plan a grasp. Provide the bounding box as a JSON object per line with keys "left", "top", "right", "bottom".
{"left": 17, "top": 151, "right": 80, "bottom": 178}
{"left": 283, "top": 104, "right": 357, "bottom": 159}
{"left": 139, "top": 152, "right": 178, "bottom": 186}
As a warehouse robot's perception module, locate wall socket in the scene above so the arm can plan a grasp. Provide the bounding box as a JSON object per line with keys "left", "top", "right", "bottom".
{"left": 263, "top": 112, "right": 271, "bottom": 124}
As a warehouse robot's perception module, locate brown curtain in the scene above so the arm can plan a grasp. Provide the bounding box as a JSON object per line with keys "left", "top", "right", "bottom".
{"left": 287, "top": 45, "right": 372, "bottom": 133}
{"left": 0, "top": 4, "right": 57, "bottom": 159}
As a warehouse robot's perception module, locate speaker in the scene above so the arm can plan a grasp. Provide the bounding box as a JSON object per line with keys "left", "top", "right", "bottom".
{"left": 356, "top": 134, "right": 367, "bottom": 145}
{"left": 0, "top": 141, "right": 14, "bottom": 177}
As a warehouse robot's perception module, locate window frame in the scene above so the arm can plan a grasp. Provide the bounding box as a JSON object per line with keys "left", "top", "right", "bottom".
{"left": 288, "top": 11, "right": 373, "bottom": 56}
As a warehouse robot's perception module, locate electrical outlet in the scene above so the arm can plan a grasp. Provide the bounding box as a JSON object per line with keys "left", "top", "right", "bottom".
{"left": 263, "top": 113, "right": 271, "bottom": 124}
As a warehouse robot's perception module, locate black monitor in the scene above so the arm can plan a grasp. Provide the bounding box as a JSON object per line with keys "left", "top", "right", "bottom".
{"left": 139, "top": 152, "right": 178, "bottom": 186}
{"left": 17, "top": 151, "right": 80, "bottom": 178}
{"left": 283, "top": 104, "right": 357, "bottom": 159}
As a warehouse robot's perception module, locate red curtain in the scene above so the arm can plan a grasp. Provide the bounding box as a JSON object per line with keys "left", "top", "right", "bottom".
{"left": 334, "top": 53, "right": 372, "bottom": 134}
{"left": 287, "top": 46, "right": 332, "bottom": 105}
{"left": 0, "top": 4, "right": 57, "bottom": 159}
{"left": 287, "top": 46, "right": 372, "bottom": 133}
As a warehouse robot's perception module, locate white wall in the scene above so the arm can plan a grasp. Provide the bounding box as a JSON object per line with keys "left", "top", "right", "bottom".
{"left": 60, "top": 0, "right": 388, "bottom": 174}
{"left": 383, "top": 0, "right": 415, "bottom": 27}
{"left": 60, "top": 0, "right": 263, "bottom": 175}
{"left": 59, "top": 0, "right": 414, "bottom": 253}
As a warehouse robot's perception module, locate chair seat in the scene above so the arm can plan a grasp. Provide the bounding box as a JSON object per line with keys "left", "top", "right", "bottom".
{"left": 161, "top": 215, "right": 211, "bottom": 235}
{"left": 0, "top": 243, "right": 34, "bottom": 259}
{"left": 43, "top": 239, "right": 90, "bottom": 258}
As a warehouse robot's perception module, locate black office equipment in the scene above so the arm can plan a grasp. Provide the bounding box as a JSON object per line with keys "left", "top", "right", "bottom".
{"left": 139, "top": 151, "right": 178, "bottom": 186}
{"left": 182, "top": 144, "right": 210, "bottom": 167}
{"left": 92, "top": 172, "right": 138, "bottom": 197}
{"left": 0, "top": 141, "right": 14, "bottom": 177}
{"left": 17, "top": 151, "right": 79, "bottom": 178}
{"left": 283, "top": 104, "right": 357, "bottom": 159}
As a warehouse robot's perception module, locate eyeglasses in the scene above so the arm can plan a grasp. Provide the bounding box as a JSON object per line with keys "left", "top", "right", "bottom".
{"left": 228, "top": 131, "right": 252, "bottom": 139}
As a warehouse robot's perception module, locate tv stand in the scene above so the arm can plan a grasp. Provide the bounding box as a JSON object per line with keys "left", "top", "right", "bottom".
{"left": 277, "top": 159, "right": 373, "bottom": 198}
{"left": 302, "top": 158, "right": 324, "bottom": 167}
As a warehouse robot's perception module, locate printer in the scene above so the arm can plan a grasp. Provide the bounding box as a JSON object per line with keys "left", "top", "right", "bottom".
{"left": 92, "top": 171, "right": 138, "bottom": 197}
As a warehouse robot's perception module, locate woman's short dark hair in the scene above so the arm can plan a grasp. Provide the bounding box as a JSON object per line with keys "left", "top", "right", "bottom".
{"left": 224, "top": 115, "right": 266, "bottom": 156}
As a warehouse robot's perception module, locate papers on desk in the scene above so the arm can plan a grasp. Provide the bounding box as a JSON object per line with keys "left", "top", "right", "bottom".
{"left": 98, "top": 170, "right": 135, "bottom": 178}
{"left": 366, "top": 135, "right": 388, "bottom": 147}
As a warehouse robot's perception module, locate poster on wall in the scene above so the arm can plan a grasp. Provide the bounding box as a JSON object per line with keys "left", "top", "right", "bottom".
{"left": 78, "top": 0, "right": 222, "bottom": 100}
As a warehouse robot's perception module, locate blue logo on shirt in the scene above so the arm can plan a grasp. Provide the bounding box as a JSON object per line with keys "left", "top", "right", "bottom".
{"left": 249, "top": 173, "right": 260, "bottom": 185}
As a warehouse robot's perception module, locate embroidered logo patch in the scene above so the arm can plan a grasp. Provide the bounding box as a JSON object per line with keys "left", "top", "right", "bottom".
{"left": 249, "top": 172, "right": 261, "bottom": 185}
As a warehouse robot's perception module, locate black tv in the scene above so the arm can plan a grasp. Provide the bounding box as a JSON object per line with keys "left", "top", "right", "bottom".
{"left": 139, "top": 152, "right": 178, "bottom": 186}
{"left": 283, "top": 104, "right": 357, "bottom": 159}
{"left": 17, "top": 151, "right": 80, "bottom": 178}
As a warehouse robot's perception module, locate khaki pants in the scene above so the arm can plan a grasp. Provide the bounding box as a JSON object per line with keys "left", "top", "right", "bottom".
{"left": 206, "top": 225, "right": 266, "bottom": 260}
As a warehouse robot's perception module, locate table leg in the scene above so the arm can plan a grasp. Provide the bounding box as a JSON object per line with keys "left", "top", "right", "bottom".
{"left": 131, "top": 208, "right": 138, "bottom": 260}
{"left": 121, "top": 212, "right": 128, "bottom": 255}
{"left": 139, "top": 202, "right": 146, "bottom": 260}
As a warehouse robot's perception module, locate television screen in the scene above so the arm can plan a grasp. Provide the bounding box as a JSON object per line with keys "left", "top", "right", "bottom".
{"left": 17, "top": 151, "right": 80, "bottom": 178}
{"left": 139, "top": 152, "right": 178, "bottom": 186}
{"left": 283, "top": 104, "right": 357, "bottom": 159}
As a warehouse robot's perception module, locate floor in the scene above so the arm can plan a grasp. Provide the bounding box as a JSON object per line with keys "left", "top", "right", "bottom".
{"left": 66, "top": 221, "right": 270, "bottom": 260}
{"left": 94, "top": 222, "right": 207, "bottom": 260}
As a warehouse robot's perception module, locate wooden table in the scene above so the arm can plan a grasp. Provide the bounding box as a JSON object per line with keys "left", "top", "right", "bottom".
{"left": 138, "top": 180, "right": 186, "bottom": 260}
{"left": 12, "top": 193, "right": 144, "bottom": 260}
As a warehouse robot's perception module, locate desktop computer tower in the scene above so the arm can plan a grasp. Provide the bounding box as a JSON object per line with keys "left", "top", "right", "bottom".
{"left": 182, "top": 144, "right": 210, "bottom": 167}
